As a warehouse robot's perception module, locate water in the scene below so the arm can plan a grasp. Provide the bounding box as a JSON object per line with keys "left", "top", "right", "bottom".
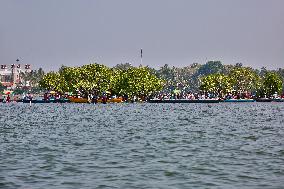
{"left": 0, "top": 102, "right": 284, "bottom": 189}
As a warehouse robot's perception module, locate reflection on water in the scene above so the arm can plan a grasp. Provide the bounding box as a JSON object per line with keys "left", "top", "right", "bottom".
{"left": 0, "top": 103, "right": 284, "bottom": 188}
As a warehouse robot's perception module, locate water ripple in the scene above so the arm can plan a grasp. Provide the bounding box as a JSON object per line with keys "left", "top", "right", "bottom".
{"left": 0, "top": 103, "right": 284, "bottom": 188}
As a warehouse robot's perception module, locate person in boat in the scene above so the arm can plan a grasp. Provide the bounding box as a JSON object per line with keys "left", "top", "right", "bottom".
{"left": 92, "top": 94, "right": 98, "bottom": 104}
{"left": 55, "top": 93, "right": 60, "bottom": 100}
{"left": 101, "top": 93, "right": 107, "bottom": 104}
{"left": 102, "top": 96, "right": 107, "bottom": 104}
{"left": 225, "top": 93, "right": 232, "bottom": 100}
{"left": 123, "top": 94, "right": 128, "bottom": 102}
{"left": 28, "top": 93, "right": 33, "bottom": 101}
{"left": 273, "top": 92, "right": 278, "bottom": 99}
{"left": 236, "top": 93, "right": 241, "bottom": 99}
{"left": 6, "top": 95, "right": 10, "bottom": 103}
{"left": 44, "top": 93, "right": 49, "bottom": 101}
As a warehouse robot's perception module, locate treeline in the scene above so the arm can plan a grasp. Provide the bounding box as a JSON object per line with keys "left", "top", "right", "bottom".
{"left": 39, "top": 64, "right": 163, "bottom": 98}
{"left": 155, "top": 61, "right": 284, "bottom": 98}
{"left": 38, "top": 61, "right": 284, "bottom": 98}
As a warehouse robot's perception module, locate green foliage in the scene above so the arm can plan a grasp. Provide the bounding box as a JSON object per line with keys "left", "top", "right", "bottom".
{"left": 77, "top": 64, "right": 113, "bottom": 94}
{"left": 13, "top": 87, "right": 30, "bottom": 95}
{"left": 39, "top": 63, "right": 163, "bottom": 97}
{"left": 196, "top": 61, "right": 224, "bottom": 76}
{"left": 228, "top": 67, "right": 260, "bottom": 93}
{"left": 200, "top": 73, "right": 232, "bottom": 96}
{"left": 276, "top": 68, "right": 284, "bottom": 92}
{"left": 261, "top": 72, "right": 283, "bottom": 97}
{"left": 156, "top": 63, "right": 201, "bottom": 92}
{"left": 39, "top": 72, "right": 62, "bottom": 92}
{"left": 39, "top": 61, "right": 284, "bottom": 98}
{"left": 112, "top": 67, "right": 163, "bottom": 97}
{"left": 191, "top": 61, "right": 225, "bottom": 92}
{"left": 200, "top": 67, "right": 262, "bottom": 96}
{"left": 20, "top": 68, "right": 45, "bottom": 87}
{"left": 113, "top": 63, "right": 133, "bottom": 70}
{"left": 0, "top": 83, "right": 6, "bottom": 93}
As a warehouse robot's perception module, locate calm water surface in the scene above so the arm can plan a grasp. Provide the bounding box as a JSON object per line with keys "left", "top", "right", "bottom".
{"left": 0, "top": 103, "right": 284, "bottom": 189}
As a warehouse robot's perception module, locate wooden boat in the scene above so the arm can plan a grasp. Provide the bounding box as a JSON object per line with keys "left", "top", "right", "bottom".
{"left": 68, "top": 97, "right": 89, "bottom": 103}
{"left": 222, "top": 99, "right": 255, "bottom": 102}
{"left": 148, "top": 99, "right": 220, "bottom": 103}
{"left": 97, "top": 98, "right": 123, "bottom": 103}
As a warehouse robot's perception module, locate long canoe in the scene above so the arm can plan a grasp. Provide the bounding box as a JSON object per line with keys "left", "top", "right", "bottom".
{"left": 97, "top": 98, "right": 123, "bottom": 103}
{"left": 254, "top": 98, "right": 284, "bottom": 102}
{"left": 272, "top": 98, "right": 284, "bottom": 102}
{"left": 68, "top": 97, "right": 123, "bottom": 103}
{"left": 68, "top": 98, "right": 89, "bottom": 103}
{"left": 23, "top": 99, "right": 49, "bottom": 103}
{"left": 148, "top": 99, "right": 220, "bottom": 103}
{"left": 222, "top": 99, "right": 255, "bottom": 102}
{"left": 255, "top": 98, "right": 273, "bottom": 102}
{"left": 22, "top": 99, "right": 70, "bottom": 103}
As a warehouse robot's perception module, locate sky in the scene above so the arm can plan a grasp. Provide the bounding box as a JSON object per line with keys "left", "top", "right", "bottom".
{"left": 0, "top": 0, "right": 284, "bottom": 71}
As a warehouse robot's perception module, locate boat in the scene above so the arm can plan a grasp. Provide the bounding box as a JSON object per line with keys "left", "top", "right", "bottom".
{"left": 68, "top": 97, "right": 123, "bottom": 103}
{"left": 256, "top": 98, "right": 273, "bottom": 102}
{"left": 148, "top": 99, "right": 220, "bottom": 103}
{"left": 222, "top": 99, "right": 255, "bottom": 102}
{"left": 272, "top": 98, "right": 284, "bottom": 102}
{"left": 49, "top": 98, "right": 70, "bottom": 103}
{"left": 97, "top": 98, "right": 123, "bottom": 103}
{"left": 23, "top": 99, "right": 50, "bottom": 103}
{"left": 22, "top": 98, "right": 70, "bottom": 103}
{"left": 68, "top": 97, "right": 89, "bottom": 103}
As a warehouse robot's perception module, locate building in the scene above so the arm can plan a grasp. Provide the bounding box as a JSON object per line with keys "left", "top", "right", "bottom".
{"left": 0, "top": 64, "right": 31, "bottom": 87}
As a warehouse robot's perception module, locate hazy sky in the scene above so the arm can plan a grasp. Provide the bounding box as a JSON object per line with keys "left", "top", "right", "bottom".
{"left": 1, "top": 0, "right": 284, "bottom": 71}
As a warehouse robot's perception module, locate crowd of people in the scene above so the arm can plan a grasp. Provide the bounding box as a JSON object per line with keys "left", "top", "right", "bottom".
{"left": 1, "top": 90, "right": 284, "bottom": 103}
{"left": 152, "top": 91, "right": 284, "bottom": 100}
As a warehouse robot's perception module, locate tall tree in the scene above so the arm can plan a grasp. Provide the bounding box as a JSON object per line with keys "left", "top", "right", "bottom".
{"left": 228, "top": 67, "right": 260, "bottom": 94}
{"left": 196, "top": 61, "right": 224, "bottom": 76}
{"left": 262, "top": 72, "right": 283, "bottom": 97}
{"left": 200, "top": 73, "right": 232, "bottom": 97}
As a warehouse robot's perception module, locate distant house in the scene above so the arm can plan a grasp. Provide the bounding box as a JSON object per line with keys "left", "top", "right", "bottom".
{"left": 0, "top": 64, "right": 31, "bottom": 87}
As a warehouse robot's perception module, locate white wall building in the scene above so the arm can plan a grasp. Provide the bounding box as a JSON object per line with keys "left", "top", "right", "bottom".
{"left": 0, "top": 64, "right": 31, "bottom": 87}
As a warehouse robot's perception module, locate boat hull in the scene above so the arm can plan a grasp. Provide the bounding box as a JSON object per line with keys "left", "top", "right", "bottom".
{"left": 272, "top": 98, "right": 284, "bottom": 102}
{"left": 68, "top": 98, "right": 89, "bottom": 103}
{"left": 222, "top": 99, "right": 255, "bottom": 102}
{"left": 256, "top": 98, "right": 273, "bottom": 102}
{"left": 69, "top": 98, "right": 123, "bottom": 103}
{"left": 97, "top": 98, "right": 123, "bottom": 103}
{"left": 23, "top": 99, "right": 50, "bottom": 103}
{"left": 22, "top": 99, "right": 70, "bottom": 103}
{"left": 148, "top": 99, "right": 220, "bottom": 103}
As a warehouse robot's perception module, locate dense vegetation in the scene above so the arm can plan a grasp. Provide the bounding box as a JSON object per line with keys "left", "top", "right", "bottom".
{"left": 39, "top": 64, "right": 163, "bottom": 98}
{"left": 37, "top": 61, "right": 284, "bottom": 98}
{"left": 200, "top": 67, "right": 283, "bottom": 98}
{"left": 156, "top": 61, "right": 284, "bottom": 98}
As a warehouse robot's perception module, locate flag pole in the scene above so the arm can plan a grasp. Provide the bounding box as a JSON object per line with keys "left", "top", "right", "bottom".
{"left": 140, "top": 48, "right": 143, "bottom": 65}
